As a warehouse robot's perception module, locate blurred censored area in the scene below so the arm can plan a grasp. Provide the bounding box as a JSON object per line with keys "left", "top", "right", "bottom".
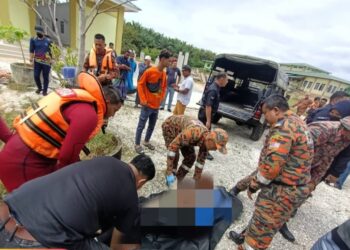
{"left": 136, "top": 174, "right": 243, "bottom": 250}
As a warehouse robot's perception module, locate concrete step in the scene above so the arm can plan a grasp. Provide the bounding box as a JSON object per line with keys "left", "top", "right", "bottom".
{"left": 0, "top": 51, "right": 29, "bottom": 58}
{"left": 0, "top": 41, "right": 29, "bottom": 52}
{"left": 0, "top": 42, "right": 30, "bottom": 62}
{"left": 0, "top": 40, "right": 29, "bottom": 48}
{"left": 0, "top": 48, "right": 30, "bottom": 57}
{"left": 0, "top": 57, "right": 30, "bottom": 66}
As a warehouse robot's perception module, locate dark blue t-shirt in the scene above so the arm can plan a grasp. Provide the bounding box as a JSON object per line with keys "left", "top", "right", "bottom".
{"left": 29, "top": 37, "right": 51, "bottom": 64}
{"left": 5, "top": 157, "right": 139, "bottom": 249}
{"left": 117, "top": 56, "right": 131, "bottom": 79}
{"left": 201, "top": 82, "right": 221, "bottom": 113}
{"left": 306, "top": 104, "right": 332, "bottom": 124}
{"left": 166, "top": 67, "right": 181, "bottom": 86}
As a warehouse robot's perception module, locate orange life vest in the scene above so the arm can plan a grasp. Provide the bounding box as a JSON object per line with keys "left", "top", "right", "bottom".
{"left": 88, "top": 47, "right": 114, "bottom": 75}
{"left": 13, "top": 72, "right": 107, "bottom": 159}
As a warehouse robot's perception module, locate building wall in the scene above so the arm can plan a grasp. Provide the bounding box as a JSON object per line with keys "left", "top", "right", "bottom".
{"left": 8, "top": 0, "right": 31, "bottom": 33}
{"left": 281, "top": 64, "right": 328, "bottom": 74}
{"left": 84, "top": 6, "right": 117, "bottom": 52}
{"left": 1, "top": 0, "right": 123, "bottom": 53}
{"left": 36, "top": 3, "right": 70, "bottom": 46}
{"left": 297, "top": 76, "right": 349, "bottom": 98}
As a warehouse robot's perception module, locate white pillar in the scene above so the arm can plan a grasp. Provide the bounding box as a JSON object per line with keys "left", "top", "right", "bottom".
{"left": 177, "top": 52, "right": 185, "bottom": 69}
{"left": 140, "top": 51, "right": 145, "bottom": 61}
{"left": 184, "top": 52, "right": 189, "bottom": 65}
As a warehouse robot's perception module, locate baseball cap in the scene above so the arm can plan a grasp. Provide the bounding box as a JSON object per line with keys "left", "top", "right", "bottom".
{"left": 145, "top": 55, "right": 151, "bottom": 60}
{"left": 210, "top": 128, "right": 228, "bottom": 154}
{"left": 35, "top": 25, "right": 44, "bottom": 33}
{"left": 340, "top": 116, "right": 350, "bottom": 130}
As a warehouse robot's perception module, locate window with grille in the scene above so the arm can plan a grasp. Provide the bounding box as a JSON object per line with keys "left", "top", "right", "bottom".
{"left": 60, "top": 21, "right": 64, "bottom": 34}
{"left": 314, "top": 83, "right": 320, "bottom": 90}
{"left": 319, "top": 84, "right": 325, "bottom": 91}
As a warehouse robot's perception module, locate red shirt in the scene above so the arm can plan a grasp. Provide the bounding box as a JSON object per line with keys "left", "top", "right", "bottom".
{"left": 0, "top": 103, "right": 98, "bottom": 191}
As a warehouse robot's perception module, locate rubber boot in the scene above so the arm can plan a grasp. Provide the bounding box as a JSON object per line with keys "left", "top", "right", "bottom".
{"left": 206, "top": 153, "right": 214, "bottom": 160}
{"left": 279, "top": 223, "right": 295, "bottom": 242}
{"left": 229, "top": 186, "right": 241, "bottom": 196}
{"left": 228, "top": 230, "right": 245, "bottom": 245}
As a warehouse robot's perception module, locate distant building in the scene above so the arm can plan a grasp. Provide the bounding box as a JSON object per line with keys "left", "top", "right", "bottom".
{"left": 281, "top": 63, "right": 350, "bottom": 98}
{"left": 0, "top": 0, "right": 140, "bottom": 54}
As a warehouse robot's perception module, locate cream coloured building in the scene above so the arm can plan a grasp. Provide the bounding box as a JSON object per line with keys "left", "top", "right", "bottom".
{"left": 0, "top": 0, "right": 140, "bottom": 54}
{"left": 281, "top": 63, "right": 350, "bottom": 98}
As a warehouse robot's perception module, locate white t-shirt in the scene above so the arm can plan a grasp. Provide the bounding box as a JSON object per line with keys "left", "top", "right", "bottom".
{"left": 177, "top": 76, "right": 194, "bottom": 106}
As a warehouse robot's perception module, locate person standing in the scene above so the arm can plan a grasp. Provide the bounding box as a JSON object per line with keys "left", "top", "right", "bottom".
{"left": 198, "top": 72, "right": 228, "bottom": 160}
{"left": 230, "top": 113, "right": 350, "bottom": 245}
{"left": 160, "top": 58, "right": 181, "bottom": 112}
{"left": 228, "top": 95, "right": 313, "bottom": 250}
{"left": 319, "top": 98, "right": 328, "bottom": 108}
{"left": 292, "top": 94, "right": 313, "bottom": 116}
{"left": 308, "top": 97, "right": 350, "bottom": 191}
{"left": 127, "top": 51, "right": 137, "bottom": 94}
{"left": 162, "top": 115, "right": 228, "bottom": 186}
{"left": 83, "top": 34, "right": 118, "bottom": 86}
{"left": 305, "top": 91, "right": 349, "bottom": 124}
{"left": 0, "top": 72, "right": 123, "bottom": 192}
{"left": 307, "top": 97, "right": 321, "bottom": 115}
{"left": 115, "top": 50, "right": 131, "bottom": 99}
{"left": 108, "top": 42, "right": 117, "bottom": 58}
{"left": 306, "top": 117, "right": 350, "bottom": 191}
{"left": 134, "top": 49, "right": 171, "bottom": 154}
{"left": 29, "top": 25, "right": 52, "bottom": 96}
{"left": 135, "top": 55, "right": 152, "bottom": 108}
{"left": 0, "top": 155, "right": 155, "bottom": 249}
{"left": 173, "top": 65, "right": 194, "bottom": 115}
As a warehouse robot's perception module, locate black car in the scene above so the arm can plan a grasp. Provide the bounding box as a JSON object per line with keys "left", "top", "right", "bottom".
{"left": 198, "top": 54, "right": 289, "bottom": 141}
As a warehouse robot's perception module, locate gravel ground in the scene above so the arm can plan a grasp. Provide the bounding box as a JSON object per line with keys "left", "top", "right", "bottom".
{"left": 1, "top": 81, "right": 349, "bottom": 250}
{"left": 107, "top": 98, "right": 350, "bottom": 250}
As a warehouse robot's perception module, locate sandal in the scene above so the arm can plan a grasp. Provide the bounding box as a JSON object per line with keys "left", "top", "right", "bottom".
{"left": 143, "top": 142, "right": 155, "bottom": 150}
{"left": 134, "top": 145, "right": 144, "bottom": 154}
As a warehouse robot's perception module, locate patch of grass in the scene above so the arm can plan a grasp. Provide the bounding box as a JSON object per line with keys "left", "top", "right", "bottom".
{"left": 80, "top": 132, "right": 120, "bottom": 160}
{"left": 1, "top": 110, "right": 18, "bottom": 126}
{"left": 0, "top": 110, "right": 17, "bottom": 149}
{"left": 7, "top": 81, "right": 31, "bottom": 92}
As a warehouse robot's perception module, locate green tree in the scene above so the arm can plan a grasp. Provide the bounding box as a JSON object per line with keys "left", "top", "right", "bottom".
{"left": 121, "top": 21, "right": 216, "bottom": 67}
{"left": 0, "top": 25, "right": 28, "bottom": 65}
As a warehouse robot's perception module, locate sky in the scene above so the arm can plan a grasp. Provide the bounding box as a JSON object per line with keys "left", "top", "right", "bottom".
{"left": 125, "top": 0, "right": 350, "bottom": 80}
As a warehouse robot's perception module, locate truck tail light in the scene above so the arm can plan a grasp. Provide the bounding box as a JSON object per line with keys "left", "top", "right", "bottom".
{"left": 253, "top": 106, "right": 262, "bottom": 120}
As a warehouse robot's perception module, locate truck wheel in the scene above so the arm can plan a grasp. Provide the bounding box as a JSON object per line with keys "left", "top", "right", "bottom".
{"left": 250, "top": 123, "right": 265, "bottom": 141}
{"left": 212, "top": 113, "right": 222, "bottom": 124}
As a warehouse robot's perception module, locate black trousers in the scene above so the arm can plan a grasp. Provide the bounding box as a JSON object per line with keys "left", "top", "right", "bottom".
{"left": 327, "top": 145, "right": 350, "bottom": 178}
{"left": 198, "top": 108, "right": 207, "bottom": 125}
